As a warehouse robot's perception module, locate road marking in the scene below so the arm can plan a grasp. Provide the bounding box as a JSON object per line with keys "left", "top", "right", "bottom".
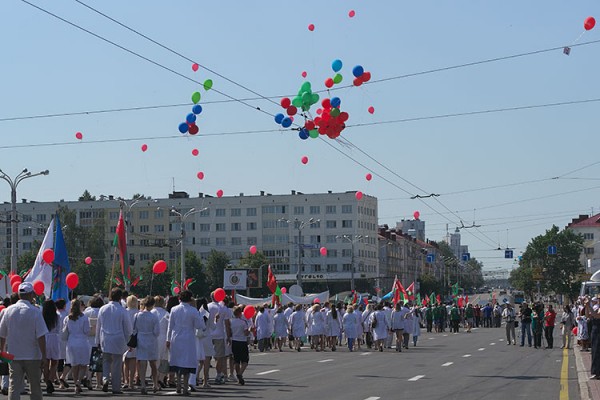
{"left": 428, "top": 337, "right": 435, "bottom": 340}
{"left": 499, "top": 339, "right": 504, "bottom": 341}
{"left": 441, "top": 362, "right": 454, "bottom": 367}
{"left": 490, "top": 343, "right": 496, "bottom": 346}
{"left": 360, "top": 352, "right": 371, "bottom": 356}
{"left": 256, "top": 369, "right": 280, "bottom": 375}
{"left": 478, "top": 348, "right": 485, "bottom": 351}
{"left": 318, "top": 359, "right": 334, "bottom": 363}
{"left": 560, "top": 348, "right": 569, "bottom": 400}
{"left": 443, "top": 334, "right": 448, "bottom": 337}
{"left": 364, "top": 397, "right": 381, "bottom": 400}
{"left": 408, "top": 375, "right": 425, "bottom": 381}
{"left": 462, "top": 354, "right": 472, "bottom": 358}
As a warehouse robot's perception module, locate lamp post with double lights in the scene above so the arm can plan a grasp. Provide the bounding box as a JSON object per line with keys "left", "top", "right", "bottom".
{"left": 279, "top": 217, "right": 320, "bottom": 289}
{"left": 169, "top": 207, "right": 208, "bottom": 283}
{"left": 337, "top": 234, "right": 369, "bottom": 292}
{"left": 0, "top": 168, "right": 50, "bottom": 274}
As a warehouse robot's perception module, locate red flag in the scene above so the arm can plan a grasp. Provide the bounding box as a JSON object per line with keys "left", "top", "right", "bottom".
{"left": 425, "top": 294, "right": 430, "bottom": 305}
{"left": 114, "top": 210, "right": 128, "bottom": 275}
{"left": 267, "top": 265, "right": 278, "bottom": 293}
{"left": 436, "top": 294, "right": 441, "bottom": 304}
{"left": 406, "top": 282, "right": 415, "bottom": 301}
{"left": 465, "top": 295, "right": 469, "bottom": 304}
{"left": 458, "top": 297, "right": 464, "bottom": 308}
{"left": 395, "top": 279, "right": 409, "bottom": 302}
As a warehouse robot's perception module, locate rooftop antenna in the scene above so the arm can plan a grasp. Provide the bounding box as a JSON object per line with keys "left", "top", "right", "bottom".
{"left": 172, "top": 177, "right": 175, "bottom": 192}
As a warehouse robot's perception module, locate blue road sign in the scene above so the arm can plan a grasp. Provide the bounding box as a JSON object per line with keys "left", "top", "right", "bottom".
{"left": 505, "top": 250, "right": 513, "bottom": 259}
{"left": 548, "top": 245, "right": 557, "bottom": 255}
{"left": 462, "top": 253, "right": 470, "bottom": 261}
{"left": 426, "top": 254, "right": 435, "bottom": 263}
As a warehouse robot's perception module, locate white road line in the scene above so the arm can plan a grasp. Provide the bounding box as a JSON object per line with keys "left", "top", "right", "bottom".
{"left": 441, "top": 362, "right": 454, "bottom": 367}
{"left": 443, "top": 334, "right": 448, "bottom": 337}
{"left": 499, "top": 339, "right": 504, "bottom": 341}
{"left": 408, "top": 375, "right": 425, "bottom": 381}
{"left": 490, "top": 343, "right": 496, "bottom": 346}
{"left": 360, "top": 352, "right": 371, "bottom": 356}
{"left": 318, "top": 359, "right": 334, "bottom": 363}
{"left": 428, "top": 337, "right": 435, "bottom": 340}
{"left": 462, "top": 354, "right": 472, "bottom": 358}
{"left": 478, "top": 348, "right": 485, "bottom": 351}
{"left": 256, "top": 369, "right": 280, "bottom": 375}
{"left": 364, "top": 397, "right": 381, "bottom": 400}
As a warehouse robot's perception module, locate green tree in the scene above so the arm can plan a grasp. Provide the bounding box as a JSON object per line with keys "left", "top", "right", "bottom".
{"left": 78, "top": 190, "right": 96, "bottom": 201}
{"left": 509, "top": 265, "right": 536, "bottom": 300}
{"left": 184, "top": 251, "right": 210, "bottom": 298}
{"left": 132, "top": 257, "right": 174, "bottom": 297}
{"left": 418, "top": 273, "right": 442, "bottom": 295}
{"left": 205, "top": 250, "right": 230, "bottom": 289}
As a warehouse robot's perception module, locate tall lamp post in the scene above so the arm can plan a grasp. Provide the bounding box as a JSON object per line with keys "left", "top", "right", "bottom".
{"left": 0, "top": 168, "right": 50, "bottom": 274}
{"left": 279, "top": 217, "right": 320, "bottom": 289}
{"left": 337, "top": 234, "right": 368, "bottom": 292}
{"left": 170, "top": 207, "right": 207, "bottom": 283}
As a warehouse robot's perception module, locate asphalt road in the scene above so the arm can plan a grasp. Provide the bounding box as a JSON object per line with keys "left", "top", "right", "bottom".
{"left": 36, "top": 324, "right": 580, "bottom": 400}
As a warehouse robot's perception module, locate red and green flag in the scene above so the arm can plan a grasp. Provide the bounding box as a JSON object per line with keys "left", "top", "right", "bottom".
{"left": 267, "top": 265, "right": 278, "bottom": 294}
{"left": 113, "top": 210, "right": 128, "bottom": 275}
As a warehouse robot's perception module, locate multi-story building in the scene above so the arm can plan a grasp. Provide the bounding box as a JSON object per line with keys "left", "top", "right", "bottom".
{"left": 567, "top": 214, "right": 600, "bottom": 274}
{"left": 396, "top": 219, "right": 425, "bottom": 242}
{"left": 0, "top": 190, "right": 378, "bottom": 289}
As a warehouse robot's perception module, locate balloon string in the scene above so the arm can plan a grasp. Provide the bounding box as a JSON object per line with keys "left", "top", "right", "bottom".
{"left": 572, "top": 31, "right": 586, "bottom": 45}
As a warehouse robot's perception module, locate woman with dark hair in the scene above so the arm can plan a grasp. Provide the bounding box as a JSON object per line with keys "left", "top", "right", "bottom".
{"left": 560, "top": 304, "right": 576, "bottom": 349}
{"left": 83, "top": 295, "right": 104, "bottom": 389}
{"left": 166, "top": 296, "right": 179, "bottom": 313}
{"left": 196, "top": 297, "right": 212, "bottom": 389}
{"left": 273, "top": 306, "right": 288, "bottom": 352}
{"left": 166, "top": 291, "right": 205, "bottom": 395}
{"left": 42, "top": 300, "right": 61, "bottom": 394}
{"left": 63, "top": 299, "right": 91, "bottom": 394}
{"left": 326, "top": 305, "right": 341, "bottom": 351}
{"left": 151, "top": 296, "right": 169, "bottom": 388}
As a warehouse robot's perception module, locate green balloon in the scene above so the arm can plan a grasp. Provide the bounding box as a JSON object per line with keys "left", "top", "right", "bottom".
{"left": 333, "top": 73, "right": 343, "bottom": 84}
{"left": 330, "top": 107, "right": 340, "bottom": 117}
{"left": 311, "top": 93, "right": 320, "bottom": 105}
{"left": 309, "top": 129, "right": 319, "bottom": 138}
{"left": 302, "top": 92, "right": 312, "bottom": 104}
{"left": 300, "top": 81, "right": 312, "bottom": 92}
{"left": 203, "top": 79, "right": 213, "bottom": 91}
{"left": 191, "top": 91, "right": 201, "bottom": 104}
{"left": 292, "top": 96, "right": 303, "bottom": 108}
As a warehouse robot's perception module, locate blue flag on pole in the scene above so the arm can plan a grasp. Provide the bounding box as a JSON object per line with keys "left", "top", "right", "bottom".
{"left": 52, "top": 215, "right": 71, "bottom": 301}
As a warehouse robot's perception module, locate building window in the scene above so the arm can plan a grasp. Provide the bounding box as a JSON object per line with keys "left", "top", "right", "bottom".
{"left": 231, "top": 237, "right": 242, "bottom": 245}
{"left": 154, "top": 209, "right": 164, "bottom": 219}
{"left": 342, "top": 249, "right": 352, "bottom": 257}
{"left": 231, "top": 223, "right": 241, "bottom": 231}
{"left": 22, "top": 228, "right": 32, "bottom": 236}
{"left": 585, "top": 247, "right": 595, "bottom": 255}
{"left": 310, "top": 220, "right": 321, "bottom": 229}
{"left": 310, "top": 235, "right": 321, "bottom": 244}
{"left": 139, "top": 225, "right": 150, "bottom": 233}
{"left": 247, "top": 222, "right": 257, "bottom": 231}
{"left": 326, "top": 235, "right": 337, "bottom": 243}
{"left": 326, "top": 220, "right": 337, "bottom": 229}
{"left": 200, "top": 238, "right": 210, "bottom": 246}
{"left": 22, "top": 242, "right": 32, "bottom": 251}
{"left": 584, "top": 233, "right": 595, "bottom": 240}
{"left": 231, "top": 208, "right": 241, "bottom": 217}
{"left": 294, "top": 206, "right": 304, "bottom": 215}
{"left": 246, "top": 208, "right": 257, "bottom": 216}
{"left": 199, "top": 208, "right": 210, "bottom": 217}
{"left": 140, "top": 253, "right": 150, "bottom": 261}
{"left": 109, "top": 211, "right": 119, "bottom": 220}
{"left": 140, "top": 239, "right": 149, "bottom": 246}
{"left": 263, "top": 220, "right": 276, "bottom": 229}
{"left": 314, "top": 264, "right": 322, "bottom": 272}
{"left": 327, "top": 264, "right": 337, "bottom": 272}
{"left": 247, "top": 237, "right": 257, "bottom": 245}
{"left": 22, "top": 215, "right": 32, "bottom": 222}
{"left": 154, "top": 225, "right": 164, "bottom": 233}
{"left": 328, "top": 249, "right": 338, "bottom": 257}
{"left": 326, "top": 205, "right": 336, "bottom": 214}
{"left": 216, "top": 208, "right": 226, "bottom": 217}
{"left": 216, "top": 223, "right": 226, "bottom": 232}
{"left": 343, "top": 264, "right": 352, "bottom": 271}
{"left": 277, "top": 235, "right": 288, "bottom": 243}
{"left": 342, "top": 220, "right": 353, "bottom": 228}
{"left": 341, "top": 205, "right": 352, "bottom": 214}
{"left": 231, "top": 252, "right": 242, "bottom": 260}
{"left": 216, "top": 238, "right": 226, "bottom": 246}
{"left": 199, "top": 223, "right": 210, "bottom": 232}
{"left": 310, "top": 206, "right": 320, "bottom": 215}
{"left": 36, "top": 214, "right": 47, "bottom": 222}
{"left": 37, "top": 228, "right": 45, "bottom": 236}
{"left": 139, "top": 210, "right": 149, "bottom": 219}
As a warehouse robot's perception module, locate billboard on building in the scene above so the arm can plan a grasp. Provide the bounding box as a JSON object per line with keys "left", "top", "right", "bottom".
{"left": 223, "top": 270, "right": 248, "bottom": 290}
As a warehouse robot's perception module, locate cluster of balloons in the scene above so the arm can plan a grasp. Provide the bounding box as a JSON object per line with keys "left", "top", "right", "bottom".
{"left": 310, "top": 96, "right": 349, "bottom": 139}
{"left": 274, "top": 82, "right": 321, "bottom": 128}
{"left": 177, "top": 79, "right": 213, "bottom": 135}
{"left": 351, "top": 65, "right": 372, "bottom": 87}
{"left": 325, "top": 59, "right": 345, "bottom": 88}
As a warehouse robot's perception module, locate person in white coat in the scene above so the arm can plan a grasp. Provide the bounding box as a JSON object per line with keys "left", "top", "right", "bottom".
{"left": 390, "top": 302, "right": 407, "bottom": 352}
{"left": 362, "top": 304, "right": 375, "bottom": 349}
{"left": 402, "top": 304, "right": 415, "bottom": 350}
{"left": 62, "top": 299, "right": 91, "bottom": 395}
{"left": 255, "top": 306, "right": 271, "bottom": 352}
{"left": 96, "top": 288, "right": 133, "bottom": 395}
{"left": 354, "top": 304, "right": 365, "bottom": 350}
{"left": 325, "top": 306, "right": 341, "bottom": 351}
{"left": 83, "top": 296, "right": 104, "bottom": 390}
{"left": 150, "top": 296, "right": 169, "bottom": 389}
{"left": 42, "top": 300, "right": 61, "bottom": 394}
{"left": 283, "top": 304, "right": 294, "bottom": 349}
{"left": 412, "top": 307, "right": 422, "bottom": 347}
{"left": 289, "top": 304, "right": 306, "bottom": 351}
{"left": 342, "top": 306, "right": 358, "bottom": 351}
{"left": 135, "top": 296, "right": 160, "bottom": 394}
{"left": 371, "top": 304, "right": 390, "bottom": 352}
{"left": 273, "top": 307, "right": 288, "bottom": 352}
{"left": 123, "top": 295, "right": 139, "bottom": 390}
{"left": 308, "top": 304, "right": 326, "bottom": 352}
{"left": 166, "top": 291, "right": 205, "bottom": 395}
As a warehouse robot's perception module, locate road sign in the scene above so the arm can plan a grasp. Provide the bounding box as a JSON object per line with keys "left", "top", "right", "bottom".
{"left": 505, "top": 250, "right": 513, "bottom": 259}
{"left": 426, "top": 254, "right": 435, "bottom": 263}
{"left": 548, "top": 245, "right": 557, "bottom": 255}
{"left": 462, "top": 253, "right": 470, "bottom": 261}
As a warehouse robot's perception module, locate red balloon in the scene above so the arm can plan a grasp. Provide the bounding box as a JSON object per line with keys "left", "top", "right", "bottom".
{"left": 361, "top": 71, "right": 372, "bottom": 82}
{"left": 214, "top": 288, "right": 226, "bottom": 302}
{"left": 216, "top": 189, "right": 224, "bottom": 198}
{"left": 286, "top": 106, "right": 297, "bottom": 116}
{"left": 353, "top": 77, "right": 363, "bottom": 87}
{"left": 368, "top": 106, "right": 375, "bottom": 114}
{"left": 281, "top": 287, "right": 287, "bottom": 294}
{"left": 584, "top": 16, "right": 596, "bottom": 31}
{"left": 280, "top": 98, "right": 291, "bottom": 109}
{"left": 243, "top": 305, "right": 255, "bottom": 319}
{"left": 11, "top": 282, "right": 19, "bottom": 294}
{"left": 249, "top": 245, "right": 257, "bottom": 255}
{"left": 321, "top": 98, "right": 331, "bottom": 110}
{"left": 75, "top": 132, "right": 83, "bottom": 140}
{"left": 196, "top": 171, "right": 204, "bottom": 180}
{"left": 42, "top": 249, "right": 54, "bottom": 264}
{"left": 349, "top": 10, "right": 356, "bottom": 18}
{"left": 188, "top": 124, "right": 199, "bottom": 135}
{"left": 84, "top": 256, "right": 92, "bottom": 265}
{"left": 339, "top": 112, "right": 349, "bottom": 122}
{"left": 10, "top": 275, "right": 21, "bottom": 287}
{"left": 192, "top": 63, "right": 199, "bottom": 72}
{"left": 301, "top": 156, "right": 309, "bottom": 165}
{"left": 308, "top": 23, "right": 315, "bottom": 31}
{"left": 572, "top": 326, "right": 578, "bottom": 336}
{"left": 33, "top": 280, "right": 45, "bottom": 296}
{"left": 192, "top": 148, "right": 199, "bottom": 156}
{"left": 0, "top": 305, "right": 5, "bottom": 312}
{"left": 413, "top": 211, "right": 420, "bottom": 220}
{"left": 65, "top": 272, "right": 79, "bottom": 290}
{"left": 301, "top": 71, "right": 307, "bottom": 78}
{"left": 325, "top": 78, "right": 334, "bottom": 88}
{"left": 313, "top": 298, "right": 320, "bottom": 304}
{"left": 305, "top": 120, "right": 315, "bottom": 130}
{"left": 173, "top": 286, "right": 180, "bottom": 295}
{"left": 355, "top": 191, "right": 363, "bottom": 200}
{"left": 153, "top": 260, "right": 167, "bottom": 274}
{"left": 366, "top": 173, "right": 372, "bottom": 181}
{"left": 320, "top": 247, "right": 327, "bottom": 256}
{"left": 141, "top": 144, "right": 148, "bottom": 152}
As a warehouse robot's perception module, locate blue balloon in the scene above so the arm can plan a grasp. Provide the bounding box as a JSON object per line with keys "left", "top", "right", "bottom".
{"left": 178, "top": 122, "right": 189, "bottom": 134}
{"left": 186, "top": 113, "right": 196, "bottom": 124}
{"left": 299, "top": 129, "right": 309, "bottom": 140}
{"left": 352, "top": 65, "right": 364, "bottom": 78}
{"left": 281, "top": 117, "right": 292, "bottom": 128}
{"left": 330, "top": 97, "right": 341, "bottom": 108}
{"left": 331, "top": 59, "right": 343, "bottom": 72}
{"left": 192, "top": 104, "right": 203, "bottom": 115}
{"left": 274, "top": 113, "right": 285, "bottom": 124}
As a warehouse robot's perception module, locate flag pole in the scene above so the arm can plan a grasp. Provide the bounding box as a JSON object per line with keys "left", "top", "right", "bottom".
{"left": 108, "top": 245, "right": 118, "bottom": 294}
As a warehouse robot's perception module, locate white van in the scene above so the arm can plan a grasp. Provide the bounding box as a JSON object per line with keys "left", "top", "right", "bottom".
{"left": 580, "top": 270, "right": 600, "bottom": 297}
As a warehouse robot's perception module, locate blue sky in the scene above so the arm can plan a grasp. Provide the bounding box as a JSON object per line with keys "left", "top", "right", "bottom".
{"left": 1, "top": 1, "right": 599, "bottom": 272}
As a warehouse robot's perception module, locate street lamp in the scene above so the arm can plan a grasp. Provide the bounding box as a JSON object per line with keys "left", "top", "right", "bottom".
{"left": 337, "top": 234, "right": 369, "bottom": 292}
{"left": 0, "top": 168, "right": 49, "bottom": 274}
{"left": 169, "top": 207, "right": 208, "bottom": 283}
{"left": 279, "top": 217, "right": 320, "bottom": 289}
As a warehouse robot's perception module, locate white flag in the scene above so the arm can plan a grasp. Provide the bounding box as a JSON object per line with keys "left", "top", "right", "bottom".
{"left": 24, "top": 217, "right": 54, "bottom": 297}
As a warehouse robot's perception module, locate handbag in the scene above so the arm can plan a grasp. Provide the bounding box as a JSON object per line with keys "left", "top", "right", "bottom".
{"left": 127, "top": 315, "right": 138, "bottom": 348}
{"left": 514, "top": 321, "right": 519, "bottom": 328}
{"left": 0, "top": 362, "right": 9, "bottom": 376}
{"left": 89, "top": 347, "right": 103, "bottom": 373}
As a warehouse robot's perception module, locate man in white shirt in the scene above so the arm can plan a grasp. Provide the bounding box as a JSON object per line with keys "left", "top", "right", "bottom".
{"left": 0, "top": 282, "right": 48, "bottom": 400}
{"left": 96, "top": 288, "right": 132, "bottom": 394}
{"left": 208, "top": 292, "right": 231, "bottom": 385}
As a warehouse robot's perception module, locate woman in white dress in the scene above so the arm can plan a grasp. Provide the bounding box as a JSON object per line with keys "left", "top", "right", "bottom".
{"left": 362, "top": 304, "right": 375, "bottom": 349}
{"left": 135, "top": 296, "right": 160, "bottom": 394}
{"left": 124, "top": 295, "right": 139, "bottom": 390}
{"left": 167, "top": 290, "right": 205, "bottom": 395}
{"left": 308, "top": 304, "right": 326, "bottom": 351}
{"left": 273, "top": 306, "right": 288, "bottom": 352}
{"left": 62, "top": 299, "right": 91, "bottom": 395}
{"left": 342, "top": 306, "right": 358, "bottom": 351}
{"left": 83, "top": 296, "right": 104, "bottom": 390}
{"left": 390, "top": 303, "right": 406, "bottom": 352}
{"left": 326, "top": 306, "right": 341, "bottom": 351}
{"left": 412, "top": 307, "right": 422, "bottom": 347}
{"left": 372, "top": 304, "right": 390, "bottom": 352}
{"left": 42, "top": 300, "right": 61, "bottom": 394}
{"left": 403, "top": 306, "right": 415, "bottom": 350}
{"left": 196, "top": 299, "right": 213, "bottom": 389}
{"left": 354, "top": 304, "right": 365, "bottom": 350}
{"left": 289, "top": 304, "right": 306, "bottom": 351}
{"left": 150, "top": 296, "right": 169, "bottom": 388}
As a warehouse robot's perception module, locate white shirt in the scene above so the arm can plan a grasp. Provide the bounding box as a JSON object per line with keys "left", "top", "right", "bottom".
{"left": 230, "top": 317, "right": 250, "bottom": 342}
{"left": 96, "top": 301, "right": 133, "bottom": 354}
{"left": 0, "top": 300, "right": 49, "bottom": 360}
{"left": 208, "top": 302, "right": 231, "bottom": 340}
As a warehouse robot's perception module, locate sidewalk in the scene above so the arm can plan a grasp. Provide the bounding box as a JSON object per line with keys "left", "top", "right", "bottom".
{"left": 575, "top": 347, "right": 600, "bottom": 400}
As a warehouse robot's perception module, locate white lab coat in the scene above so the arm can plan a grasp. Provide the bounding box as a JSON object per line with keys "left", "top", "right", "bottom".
{"left": 255, "top": 311, "right": 271, "bottom": 340}
{"left": 372, "top": 310, "right": 390, "bottom": 341}
{"left": 135, "top": 310, "right": 160, "bottom": 361}
{"left": 342, "top": 312, "right": 358, "bottom": 339}
{"left": 63, "top": 315, "right": 91, "bottom": 366}
{"left": 150, "top": 307, "right": 169, "bottom": 361}
{"left": 273, "top": 312, "right": 288, "bottom": 338}
{"left": 289, "top": 310, "right": 306, "bottom": 338}
{"left": 167, "top": 302, "right": 205, "bottom": 370}
{"left": 96, "top": 301, "right": 133, "bottom": 355}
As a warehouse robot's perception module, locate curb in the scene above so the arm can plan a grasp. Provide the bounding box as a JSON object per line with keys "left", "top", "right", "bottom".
{"left": 574, "top": 347, "right": 591, "bottom": 400}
